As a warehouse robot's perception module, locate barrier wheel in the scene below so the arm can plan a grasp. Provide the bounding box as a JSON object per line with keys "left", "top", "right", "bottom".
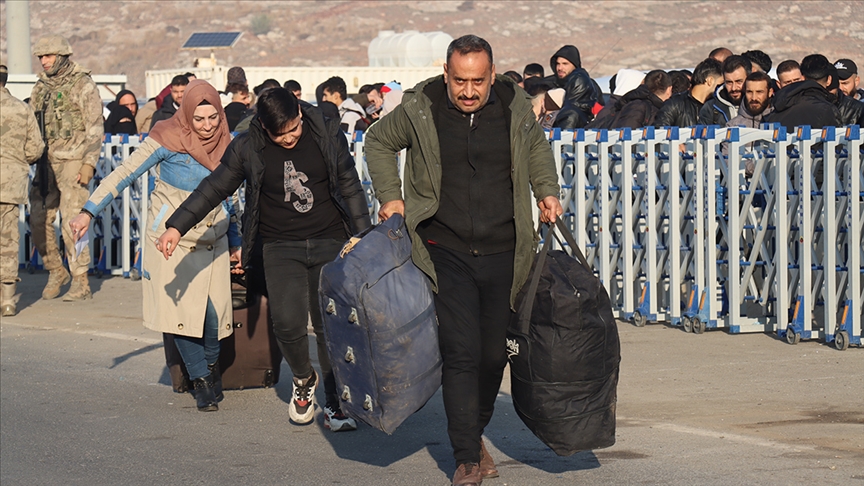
{"left": 692, "top": 318, "right": 706, "bottom": 334}
{"left": 27, "top": 263, "right": 35, "bottom": 275}
{"left": 129, "top": 268, "right": 141, "bottom": 281}
{"left": 785, "top": 327, "right": 800, "bottom": 345}
{"left": 834, "top": 331, "right": 849, "bottom": 351}
{"left": 94, "top": 268, "right": 104, "bottom": 279}
{"left": 633, "top": 312, "right": 647, "bottom": 327}
{"left": 682, "top": 316, "right": 693, "bottom": 333}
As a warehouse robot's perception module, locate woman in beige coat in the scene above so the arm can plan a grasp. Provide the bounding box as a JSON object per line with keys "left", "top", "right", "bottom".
{"left": 69, "top": 80, "right": 238, "bottom": 412}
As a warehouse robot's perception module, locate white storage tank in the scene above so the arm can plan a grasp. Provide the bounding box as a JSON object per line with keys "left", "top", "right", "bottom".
{"left": 368, "top": 30, "right": 452, "bottom": 67}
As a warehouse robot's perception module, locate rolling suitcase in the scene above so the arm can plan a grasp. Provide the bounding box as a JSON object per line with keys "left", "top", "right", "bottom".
{"left": 507, "top": 220, "right": 620, "bottom": 456}
{"left": 163, "top": 275, "right": 282, "bottom": 391}
{"left": 318, "top": 214, "right": 442, "bottom": 434}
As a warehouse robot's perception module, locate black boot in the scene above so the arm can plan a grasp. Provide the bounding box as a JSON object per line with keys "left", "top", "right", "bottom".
{"left": 208, "top": 362, "right": 224, "bottom": 402}
{"left": 192, "top": 374, "right": 218, "bottom": 412}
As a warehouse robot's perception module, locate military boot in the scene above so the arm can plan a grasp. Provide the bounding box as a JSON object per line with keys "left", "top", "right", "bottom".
{"left": 62, "top": 273, "right": 92, "bottom": 302}
{"left": 1, "top": 282, "right": 18, "bottom": 317}
{"left": 42, "top": 267, "right": 71, "bottom": 300}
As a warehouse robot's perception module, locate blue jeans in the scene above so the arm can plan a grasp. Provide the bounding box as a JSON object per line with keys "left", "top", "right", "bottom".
{"left": 174, "top": 298, "right": 220, "bottom": 380}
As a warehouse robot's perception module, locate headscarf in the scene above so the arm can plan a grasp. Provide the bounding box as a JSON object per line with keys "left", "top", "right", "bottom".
{"left": 104, "top": 90, "right": 139, "bottom": 135}
{"left": 148, "top": 80, "right": 230, "bottom": 171}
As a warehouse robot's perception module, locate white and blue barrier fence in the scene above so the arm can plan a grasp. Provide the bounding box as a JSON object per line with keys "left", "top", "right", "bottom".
{"left": 19, "top": 126, "right": 862, "bottom": 350}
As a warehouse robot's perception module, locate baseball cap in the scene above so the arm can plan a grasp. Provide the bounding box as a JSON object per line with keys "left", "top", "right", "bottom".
{"left": 834, "top": 59, "right": 858, "bottom": 80}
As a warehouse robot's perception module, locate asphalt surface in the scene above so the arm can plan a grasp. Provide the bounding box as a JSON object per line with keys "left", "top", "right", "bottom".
{"left": 2, "top": 272, "right": 862, "bottom": 485}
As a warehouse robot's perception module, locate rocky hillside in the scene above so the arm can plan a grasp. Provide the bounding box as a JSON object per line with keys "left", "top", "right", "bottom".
{"left": 2, "top": 0, "right": 862, "bottom": 95}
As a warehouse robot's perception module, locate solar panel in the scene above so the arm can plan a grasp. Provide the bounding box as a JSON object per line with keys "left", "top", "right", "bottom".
{"left": 182, "top": 32, "right": 242, "bottom": 49}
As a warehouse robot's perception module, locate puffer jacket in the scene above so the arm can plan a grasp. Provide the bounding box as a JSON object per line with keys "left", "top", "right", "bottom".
{"left": 166, "top": 102, "right": 371, "bottom": 271}
{"left": 698, "top": 86, "right": 738, "bottom": 126}
{"left": 610, "top": 85, "right": 665, "bottom": 129}
{"left": 549, "top": 45, "right": 599, "bottom": 120}
{"left": 653, "top": 92, "right": 704, "bottom": 128}
{"left": 834, "top": 92, "right": 864, "bottom": 125}
{"left": 764, "top": 80, "right": 840, "bottom": 131}
{"left": 364, "top": 74, "right": 560, "bottom": 308}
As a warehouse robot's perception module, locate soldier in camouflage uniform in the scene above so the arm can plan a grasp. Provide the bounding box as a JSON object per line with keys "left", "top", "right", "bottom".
{"left": 0, "top": 65, "right": 45, "bottom": 316}
{"left": 28, "top": 36, "right": 103, "bottom": 301}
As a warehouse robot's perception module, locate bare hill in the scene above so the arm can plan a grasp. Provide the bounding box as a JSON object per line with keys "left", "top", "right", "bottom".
{"left": 1, "top": 0, "right": 862, "bottom": 96}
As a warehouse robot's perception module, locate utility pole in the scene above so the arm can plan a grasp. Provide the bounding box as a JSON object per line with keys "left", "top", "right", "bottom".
{"left": 6, "top": 0, "right": 34, "bottom": 74}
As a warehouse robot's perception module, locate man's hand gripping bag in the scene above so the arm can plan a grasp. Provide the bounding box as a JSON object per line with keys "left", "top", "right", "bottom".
{"left": 319, "top": 214, "right": 442, "bottom": 434}
{"left": 507, "top": 220, "right": 620, "bottom": 455}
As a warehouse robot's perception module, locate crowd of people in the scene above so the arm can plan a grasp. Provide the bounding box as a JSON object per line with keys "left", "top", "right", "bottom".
{"left": 1, "top": 32, "right": 862, "bottom": 486}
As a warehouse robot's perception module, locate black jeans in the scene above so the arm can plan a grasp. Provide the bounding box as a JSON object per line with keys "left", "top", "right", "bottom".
{"left": 429, "top": 244, "right": 514, "bottom": 465}
{"left": 262, "top": 238, "right": 343, "bottom": 404}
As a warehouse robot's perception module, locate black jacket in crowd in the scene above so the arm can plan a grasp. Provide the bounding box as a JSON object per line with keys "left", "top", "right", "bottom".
{"left": 834, "top": 92, "right": 864, "bottom": 126}
{"left": 149, "top": 95, "right": 177, "bottom": 131}
{"left": 166, "top": 102, "right": 372, "bottom": 271}
{"left": 586, "top": 94, "right": 622, "bottom": 129}
{"left": 653, "top": 92, "right": 704, "bottom": 128}
{"left": 698, "top": 86, "right": 738, "bottom": 126}
{"left": 764, "top": 80, "right": 841, "bottom": 131}
{"left": 610, "top": 85, "right": 666, "bottom": 129}
{"left": 549, "top": 45, "right": 600, "bottom": 123}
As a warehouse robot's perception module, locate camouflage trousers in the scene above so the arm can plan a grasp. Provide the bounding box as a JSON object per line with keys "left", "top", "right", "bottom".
{"left": 29, "top": 159, "right": 91, "bottom": 276}
{"left": 0, "top": 203, "right": 21, "bottom": 283}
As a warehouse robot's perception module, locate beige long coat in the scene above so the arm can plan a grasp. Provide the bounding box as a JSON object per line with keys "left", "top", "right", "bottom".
{"left": 84, "top": 137, "right": 233, "bottom": 339}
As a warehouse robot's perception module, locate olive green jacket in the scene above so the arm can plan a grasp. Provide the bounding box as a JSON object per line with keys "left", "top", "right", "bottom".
{"left": 364, "top": 74, "right": 560, "bottom": 308}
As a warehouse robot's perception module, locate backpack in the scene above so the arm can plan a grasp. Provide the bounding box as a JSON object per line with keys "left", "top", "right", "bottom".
{"left": 507, "top": 220, "right": 620, "bottom": 456}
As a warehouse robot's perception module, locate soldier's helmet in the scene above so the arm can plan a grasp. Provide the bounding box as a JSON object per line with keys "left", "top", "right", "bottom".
{"left": 32, "top": 36, "right": 73, "bottom": 57}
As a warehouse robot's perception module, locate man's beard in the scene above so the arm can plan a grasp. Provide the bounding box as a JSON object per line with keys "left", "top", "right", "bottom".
{"left": 748, "top": 98, "right": 768, "bottom": 115}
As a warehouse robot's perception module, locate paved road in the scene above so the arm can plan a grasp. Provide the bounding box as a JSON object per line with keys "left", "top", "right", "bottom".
{"left": 2, "top": 273, "right": 862, "bottom": 485}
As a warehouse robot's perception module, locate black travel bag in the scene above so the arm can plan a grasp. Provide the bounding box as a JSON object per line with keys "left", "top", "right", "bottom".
{"left": 507, "top": 219, "right": 620, "bottom": 456}
{"left": 318, "top": 214, "right": 442, "bottom": 434}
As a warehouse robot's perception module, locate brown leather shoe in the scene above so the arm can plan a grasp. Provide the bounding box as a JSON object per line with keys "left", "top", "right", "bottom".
{"left": 479, "top": 439, "right": 499, "bottom": 478}
{"left": 452, "top": 462, "right": 483, "bottom": 486}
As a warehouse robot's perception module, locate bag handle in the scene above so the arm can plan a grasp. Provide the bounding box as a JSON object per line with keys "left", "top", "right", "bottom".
{"left": 515, "top": 219, "right": 593, "bottom": 333}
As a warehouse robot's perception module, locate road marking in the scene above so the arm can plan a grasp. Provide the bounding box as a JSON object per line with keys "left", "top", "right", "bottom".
{"left": 1, "top": 321, "right": 161, "bottom": 345}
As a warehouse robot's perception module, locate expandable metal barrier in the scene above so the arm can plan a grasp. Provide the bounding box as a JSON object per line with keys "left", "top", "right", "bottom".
{"left": 19, "top": 126, "right": 861, "bottom": 350}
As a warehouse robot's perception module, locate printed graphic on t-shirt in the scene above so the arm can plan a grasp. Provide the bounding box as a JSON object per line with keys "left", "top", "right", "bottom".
{"left": 284, "top": 160, "right": 313, "bottom": 212}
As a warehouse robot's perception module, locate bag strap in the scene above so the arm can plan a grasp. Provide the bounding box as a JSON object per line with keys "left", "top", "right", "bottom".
{"left": 553, "top": 219, "right": 593, "bottom": 274}
{"left": 515, "top": 219, "right": 593, "bottom": 334}
{"left": 516, "top": 224, "right": 554, "bottom": 332}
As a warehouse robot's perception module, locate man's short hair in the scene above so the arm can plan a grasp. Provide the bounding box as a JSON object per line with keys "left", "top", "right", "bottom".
{"left": 358, "top": 84, "right": 378, "bottom": 95}
{"left": 776, "top": 59, "right": 800, "bottom": 76}
{"left": 523, "top": 76, "right": 555, "bottom": 97}
{"left": 503, "top": 71, "right": 523, "bottom": 84}
{"left": 0, "top": 65, "right": 7, "bottom": 86}
{"left": 523, "top": 63, "right": 544, "bottom": 78}
{"left": 669, "top": 71, "right": 691, "bottom": 94}
{"left": 745, "top": 71, "right": 772, "bottom": 88}
{"left": 742, "top": 50, "right": 772, "bottom": 72}
{"left": 709, "top": 47, "right": 733, "bottom": 60}
{"left": 692, "top": 58, "right": 723, "bottom": 87}
{"left": 644, "top": 70, "right": 671, "bottom": 96}
{"left": 254, "top": 78, "right": 282, "bottom": 97}
{"left": 284, "top": 79, "right": 301, "bottom": 92}
{"left": 801, "top": 54, "right": 835, "bottom": 83}
{"left": 226, "top": 82, "right": 248, "bottom": 96}
{"left": 183, "top": 72, "right": 195, "bottom": 79}
{"left": 171, "top": 75, "right": 190, "bottom": 87}
{"left": 321, "top": 76, "right": 348, "bottom": 102}
{"left": 722, "top": 55, "right": 752, "bottom": 75}
{"left": 446, "top": 35, "right": 493, "bottom": 64}
{"left": 257, "top": 88, "right": 300, "bottom": 133}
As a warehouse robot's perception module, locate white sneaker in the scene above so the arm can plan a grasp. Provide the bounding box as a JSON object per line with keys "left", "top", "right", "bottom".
{"left": 289, "top": 371, "right": 317, "bottom": 424}
{"left": 324, "top": 404, "right": 357, "bottom": 432}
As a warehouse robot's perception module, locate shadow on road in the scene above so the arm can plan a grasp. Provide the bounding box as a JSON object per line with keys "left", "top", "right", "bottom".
{"left": 110, "top": 342, "right": 163, "bottom": 369}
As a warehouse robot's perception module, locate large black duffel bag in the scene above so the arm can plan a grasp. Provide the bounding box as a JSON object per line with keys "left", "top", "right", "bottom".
{"left": 507, "top": 220, "right": 620, "bottom": 456}
{"left": 318, "top": 214, "right": 442, "bottom": 434}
